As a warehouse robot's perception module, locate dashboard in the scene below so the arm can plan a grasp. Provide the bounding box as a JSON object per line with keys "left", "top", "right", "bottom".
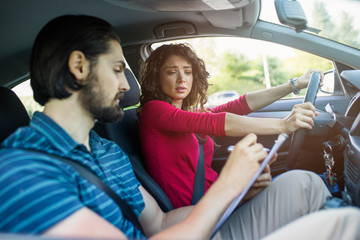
{"left": 338, "top": 70, "right": 360, "bottom": 206}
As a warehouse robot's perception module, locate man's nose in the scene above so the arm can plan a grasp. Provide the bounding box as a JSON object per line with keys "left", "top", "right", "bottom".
{"left": 120, "top": 74, "right": 130, "bottom": 92}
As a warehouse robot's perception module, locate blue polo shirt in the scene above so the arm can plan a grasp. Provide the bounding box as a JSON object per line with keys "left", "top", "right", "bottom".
{"left": 0, "top": 112, "right": 145, "bottom": 239}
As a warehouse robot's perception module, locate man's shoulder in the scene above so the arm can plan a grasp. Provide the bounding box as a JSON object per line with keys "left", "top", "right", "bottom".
{"left": 1, "top": 126, "right": 50, "bottom": 160}
{"left": 1, "top": 127, "right": 70, "bottom": 175}
{"left": 2, "top": 124, "right": 41, "bottom": 146}
{"left": 0, "top": 147, "right": 65, "bottom": 174}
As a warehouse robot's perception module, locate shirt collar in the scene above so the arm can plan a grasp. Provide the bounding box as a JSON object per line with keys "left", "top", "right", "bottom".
{"left": 31, "top": 112, "right": 83, "bottom": 155}
{"left": 89, "top": 129, "right": 105, "bottom": 153}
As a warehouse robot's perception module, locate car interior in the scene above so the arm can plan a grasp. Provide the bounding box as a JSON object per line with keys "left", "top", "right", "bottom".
{"left": 1, "top": 0, "right": 360, "bottom": 237}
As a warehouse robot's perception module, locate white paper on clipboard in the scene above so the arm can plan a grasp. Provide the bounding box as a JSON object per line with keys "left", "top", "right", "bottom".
{"left": 212, "top": 133, "right": 289, "bottom": 236}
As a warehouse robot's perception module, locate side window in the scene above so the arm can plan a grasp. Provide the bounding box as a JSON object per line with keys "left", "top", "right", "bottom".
{"left": 12, "top": 79, "right": 43, "bottom": 118}
{"left": 151, "top": 37, "right": 334, "bottom": 106}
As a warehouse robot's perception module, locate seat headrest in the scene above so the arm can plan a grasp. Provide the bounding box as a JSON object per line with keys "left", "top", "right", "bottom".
{"left": 0, "top": 70, "right": 138, "bottom": 143}
{"left": 121, "top": 68, "right": 140, "bottom": 108}
{"left": 0, "top": 87, "right": 30, "bottom": 143}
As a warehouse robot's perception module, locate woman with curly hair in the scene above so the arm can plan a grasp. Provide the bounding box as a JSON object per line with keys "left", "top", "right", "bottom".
{"left": 138, "top": 43, "right": 322, "bottom": 208}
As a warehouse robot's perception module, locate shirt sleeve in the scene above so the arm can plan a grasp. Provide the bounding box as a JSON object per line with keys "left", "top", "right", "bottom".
{"left": 140, "top": 100, "right": 226, "bottom": 136}
{"left": 208, "top": 93, "right": 252, "bottom": 115}
{"left": 0, "top": 151, "right": 84, "bottom": 234}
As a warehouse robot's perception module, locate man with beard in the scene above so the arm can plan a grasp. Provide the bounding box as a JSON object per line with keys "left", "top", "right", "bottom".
{"left": 1, "top": 14, "right": 360, "bottom": 240}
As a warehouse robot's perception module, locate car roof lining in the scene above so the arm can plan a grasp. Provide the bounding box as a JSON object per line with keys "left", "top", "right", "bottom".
{"left": 0, "top": 0, "right": 260, "bottom": 87}
{"left": 103, "top": 0, "right": 256, "bottom": 12}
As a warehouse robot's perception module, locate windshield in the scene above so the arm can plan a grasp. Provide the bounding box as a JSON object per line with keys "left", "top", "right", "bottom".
{"left": 260, "top": 0, "right": 360, "bottom": 50}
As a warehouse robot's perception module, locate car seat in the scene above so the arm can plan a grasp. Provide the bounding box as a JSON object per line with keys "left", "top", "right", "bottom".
{"left": 93, "top": 68, "right": 174, "bottom": 212}
{"left": 0, "top": 87, "right": 30, "bottom": 143}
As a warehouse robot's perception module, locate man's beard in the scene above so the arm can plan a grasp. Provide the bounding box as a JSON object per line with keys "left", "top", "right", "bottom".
{"left": 79, "top": 70, "right": 125, "bottom": 123}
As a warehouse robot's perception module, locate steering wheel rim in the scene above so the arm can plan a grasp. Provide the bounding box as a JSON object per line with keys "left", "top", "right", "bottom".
{"left": 286, "top": 72, "right": 322, "bottom": 170}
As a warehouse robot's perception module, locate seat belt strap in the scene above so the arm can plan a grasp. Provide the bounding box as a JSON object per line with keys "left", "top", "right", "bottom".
{"left": 7, "top": 148, "right": 145, "bottom": 235}
{"left": 192, "top": 142, "right": 205, "bottom": 205}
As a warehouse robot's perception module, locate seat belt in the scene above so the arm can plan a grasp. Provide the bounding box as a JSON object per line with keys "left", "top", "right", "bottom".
{"left": 192, "top": 141, "right": 205, "bottom": 205}
{"left": 7, "top": 149, "right": 145, "bottom": 235}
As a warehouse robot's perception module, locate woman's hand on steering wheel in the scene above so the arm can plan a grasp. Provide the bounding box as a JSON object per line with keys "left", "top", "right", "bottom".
{"left": 286, "top": 71, "right": 323, "bottom": 169}
{"left": 296, "top": 69, "right": 324, "bottom": 90}
{"left": 282, "top": 102, "right": 318, "bottom": 134}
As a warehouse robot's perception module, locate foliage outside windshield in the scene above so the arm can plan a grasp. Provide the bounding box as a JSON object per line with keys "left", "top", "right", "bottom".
{"left": 260, "top": 0, "right": 360, "bottom": 50}
{"left": 152, "top": 36, "right": 333, "bottom": 107}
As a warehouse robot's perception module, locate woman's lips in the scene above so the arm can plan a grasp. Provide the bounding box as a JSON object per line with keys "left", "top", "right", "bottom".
{"left": 176, "top": 86, "right": 186, "bottom": 93}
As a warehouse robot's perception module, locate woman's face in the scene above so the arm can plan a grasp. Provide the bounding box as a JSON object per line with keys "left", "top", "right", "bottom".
{"left": 159, "top": 55, "right": 193, "bottom": 109}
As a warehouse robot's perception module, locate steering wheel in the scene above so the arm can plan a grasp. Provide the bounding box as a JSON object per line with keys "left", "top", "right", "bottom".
{"left": 286, "top": 72, "right": 322, "bottom": 170}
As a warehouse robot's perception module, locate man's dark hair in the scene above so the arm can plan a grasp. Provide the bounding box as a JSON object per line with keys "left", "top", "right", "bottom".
{"left": 30, "top": 15, "right": 121, "bottom": 105}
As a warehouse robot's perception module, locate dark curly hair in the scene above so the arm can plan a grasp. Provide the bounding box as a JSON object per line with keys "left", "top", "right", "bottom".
{"left": 139, "top": 43, "right": 209, "bottom": 112}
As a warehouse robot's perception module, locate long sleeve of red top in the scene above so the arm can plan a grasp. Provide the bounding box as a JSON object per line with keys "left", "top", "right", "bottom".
{"left": 139, "top": 94, "right": 251, "bottom": 208}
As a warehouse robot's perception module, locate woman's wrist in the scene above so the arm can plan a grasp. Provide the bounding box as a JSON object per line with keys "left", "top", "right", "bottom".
{"left": 289, "top": 77, "right": 301, "bottom": 95}
{"left": 280, "top": 118, "right": 290, "bottom": 134}
{"left": 297, "top": 76, "right": 309, "bottom": 90}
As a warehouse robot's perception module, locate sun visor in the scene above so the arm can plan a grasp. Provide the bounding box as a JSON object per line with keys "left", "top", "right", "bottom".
{"left": 202, "top": 8, "right": 243, "bottom": 29}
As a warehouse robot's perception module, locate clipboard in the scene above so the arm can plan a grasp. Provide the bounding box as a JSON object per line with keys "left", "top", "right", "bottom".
{"left": 211, "top": 133, "right": 289, "bottom": 236}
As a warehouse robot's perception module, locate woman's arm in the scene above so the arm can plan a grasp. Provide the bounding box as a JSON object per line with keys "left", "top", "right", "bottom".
{"left": 245, "top": 69, "right": 323, "bottom": 111}
{"left": 141, "top": 100, "right": 227, "bottom": 136}
{"left": 141, "top": 99, "right": 317, "bottom": 138}
{"left": 224, "top": 102, "right": 317, "bottom": 136}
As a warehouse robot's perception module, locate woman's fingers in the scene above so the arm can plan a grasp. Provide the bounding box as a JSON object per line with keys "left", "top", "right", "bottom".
{"left": 284, "top": 102, "right": 317, "bottom": 133}
{"left": 297, "top": 69, "right": 324, "bottom": 89}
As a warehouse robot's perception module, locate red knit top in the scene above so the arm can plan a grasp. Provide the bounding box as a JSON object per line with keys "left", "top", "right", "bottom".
{"left": 139, "top": 95, "right": 252, "bottom": 208}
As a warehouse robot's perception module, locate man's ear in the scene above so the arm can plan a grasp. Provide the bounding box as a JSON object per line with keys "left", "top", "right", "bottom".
{"left": 68, "top": 50, "right": 90, "bottom": 82}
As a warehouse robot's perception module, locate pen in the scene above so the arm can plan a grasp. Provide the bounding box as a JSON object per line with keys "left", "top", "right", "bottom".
{"left": 227, "top": 145, "right": 270, "bottom": 153}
